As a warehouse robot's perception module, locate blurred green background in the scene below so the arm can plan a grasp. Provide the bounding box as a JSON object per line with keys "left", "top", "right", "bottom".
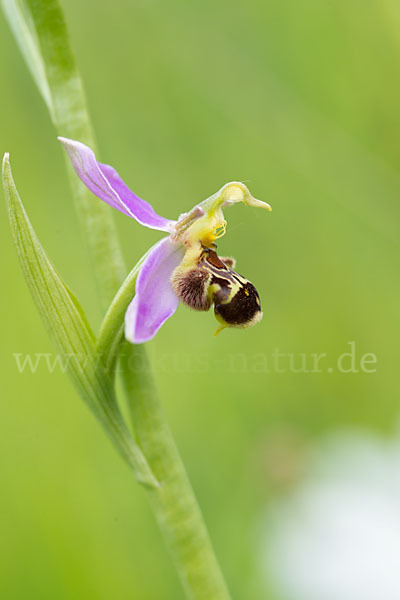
{"left": 1, "top": 1, "right": 399, "bottom": 598}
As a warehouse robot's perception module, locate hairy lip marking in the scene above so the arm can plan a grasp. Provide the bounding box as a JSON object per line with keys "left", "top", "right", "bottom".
{"left": 171, "top": 245, "right": 262, "bottom": 330}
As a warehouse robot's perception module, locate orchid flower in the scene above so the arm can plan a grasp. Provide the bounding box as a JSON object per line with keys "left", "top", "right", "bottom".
{"left": 59, "top": 137, "right": 272, "bottom": 344}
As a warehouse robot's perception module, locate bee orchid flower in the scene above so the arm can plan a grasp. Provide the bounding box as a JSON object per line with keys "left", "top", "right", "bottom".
{"left": 59, "top": 137, "right": 271, "bottom": 344}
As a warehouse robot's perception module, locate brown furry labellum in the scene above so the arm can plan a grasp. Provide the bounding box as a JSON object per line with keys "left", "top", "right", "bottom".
{"left": 171, "top": 247, "right": 262, "bottom": 330}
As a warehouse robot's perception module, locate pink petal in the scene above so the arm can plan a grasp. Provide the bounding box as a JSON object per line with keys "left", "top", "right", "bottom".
{"left": 59, "top": 137, "right": 175, "bottom": 232}
{"left": 125, "top": 237, "right": 185, "bottom": 343}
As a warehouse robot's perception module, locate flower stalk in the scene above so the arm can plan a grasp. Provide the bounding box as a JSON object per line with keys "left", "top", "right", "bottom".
{"left": 121, "top": 344, "right": 231, "bottom": 600}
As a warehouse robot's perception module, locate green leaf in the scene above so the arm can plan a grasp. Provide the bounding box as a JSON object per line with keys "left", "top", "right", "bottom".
{"left": 2, "top": 0, "right": 126, "bottom": 309}
{"left": 2, "top": 153, "right": 158, "bottom": 488}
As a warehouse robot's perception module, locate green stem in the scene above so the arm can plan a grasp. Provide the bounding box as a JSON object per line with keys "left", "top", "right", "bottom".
{"left": 121, "top": 344, "right": 232, "bottom": 600}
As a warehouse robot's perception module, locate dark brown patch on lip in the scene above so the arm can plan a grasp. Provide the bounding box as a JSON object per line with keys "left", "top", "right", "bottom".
{"left": 205, "top": 249, "right": 227, "bottom": 270}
